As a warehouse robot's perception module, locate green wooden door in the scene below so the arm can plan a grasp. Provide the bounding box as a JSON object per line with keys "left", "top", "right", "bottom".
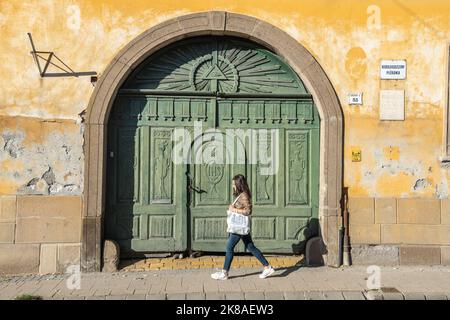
{"left": 105, "top": 37, "right": 320, "bottom": 256}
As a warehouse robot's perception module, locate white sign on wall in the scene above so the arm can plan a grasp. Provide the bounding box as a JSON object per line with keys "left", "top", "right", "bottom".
{"left": 348, "top": 93, "right": 363, "bottom": 105}
{"left": 380, "top": 60, "right": 407, "bottom": 80}
{"left": 380, "top": 90, "right": 405, "bottom": 120}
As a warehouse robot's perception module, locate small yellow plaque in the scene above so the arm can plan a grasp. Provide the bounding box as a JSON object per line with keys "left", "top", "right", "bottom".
{"left": 351, "top": 148, "right": 362, "bottom": 162}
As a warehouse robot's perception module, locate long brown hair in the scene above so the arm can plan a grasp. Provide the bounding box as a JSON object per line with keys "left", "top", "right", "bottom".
{"left": 232, "top": 174, "right": 252, "bottom": 198}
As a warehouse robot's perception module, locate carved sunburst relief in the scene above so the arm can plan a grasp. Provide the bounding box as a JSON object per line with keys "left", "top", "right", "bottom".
{"left": 124, "top": 37, "right": 308, "bottom": 94}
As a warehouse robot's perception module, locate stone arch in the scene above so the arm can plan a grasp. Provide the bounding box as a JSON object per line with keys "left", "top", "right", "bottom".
{"left": 83, "top": 11, "right": 343, "bottom": 272}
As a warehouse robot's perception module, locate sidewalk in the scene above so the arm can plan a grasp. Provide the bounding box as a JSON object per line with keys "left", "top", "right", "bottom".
{"left": 1, "top": 265, "right": 450, "bottom": 300}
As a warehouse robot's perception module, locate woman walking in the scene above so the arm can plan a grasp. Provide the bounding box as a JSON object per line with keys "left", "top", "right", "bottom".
{"left": 211, "top": 174, "right": 275, "bottom": 280}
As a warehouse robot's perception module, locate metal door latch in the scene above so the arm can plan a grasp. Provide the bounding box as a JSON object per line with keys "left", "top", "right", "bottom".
{"left": 186, "top": 172, "right": 201, "bottom": 193}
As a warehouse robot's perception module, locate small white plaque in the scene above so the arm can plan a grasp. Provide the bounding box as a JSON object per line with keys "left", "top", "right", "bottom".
{"left": 380, "top": 90, "right": 405, "bottom": 120}
{"left": 348, "top": 93, "right": 363, "bottom": 105}
{"left": 380, "top": 60, "right": 407, "bottom": 79}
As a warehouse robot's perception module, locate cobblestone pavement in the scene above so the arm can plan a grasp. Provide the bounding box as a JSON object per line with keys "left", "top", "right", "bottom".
{"left": 1, "top": 265, "right": 450, "bottom": 300}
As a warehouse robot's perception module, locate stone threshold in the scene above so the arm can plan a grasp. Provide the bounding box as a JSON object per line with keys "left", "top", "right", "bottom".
{"left": 119, "top": 255, "right": 303, "bottom": 272}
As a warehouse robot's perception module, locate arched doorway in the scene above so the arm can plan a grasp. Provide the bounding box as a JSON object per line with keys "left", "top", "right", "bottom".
{"left": 82, "top": 12, "right": 343, "bottom": 272}
{"left": 105, "top": 37, "right": 320, "bottom": 257}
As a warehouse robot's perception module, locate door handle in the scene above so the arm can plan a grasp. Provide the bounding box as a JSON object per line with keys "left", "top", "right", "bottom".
{"left": 186, "top": 172, "right": 201, "bottom": 207}
{"left": 186, "top": 172, "right": 202, "bottom": 193}
{"left": 189, "top": 185, "right": 202, "bottom": 193}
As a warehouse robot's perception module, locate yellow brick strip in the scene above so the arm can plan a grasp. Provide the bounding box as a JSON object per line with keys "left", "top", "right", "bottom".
{"left": 120, "top": 255, "right": 303, "bottom": 272}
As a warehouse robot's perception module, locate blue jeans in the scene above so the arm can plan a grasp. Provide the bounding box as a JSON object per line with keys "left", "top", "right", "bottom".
{"left": 223, "top": 233, "right": 269, "bottom": 271}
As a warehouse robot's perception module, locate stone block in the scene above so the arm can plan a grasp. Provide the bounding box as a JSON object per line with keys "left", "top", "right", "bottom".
{"left": 224, "top": 12, "right": 258, "bottom": 37}
{"left": 381, "top": 224, "right": 450, "bottom": 245}
{"left": 364, "top": 290, "right": 383, "bottom": 300}
{"left": 64, "top": 296, "right": 85, "bottom": 301}
{"left": 83, "top": 124, "right": 104, "bottom": 217}
{"left": 403, "top": 293, "right": 425, "bottom": 300}
{"left": 323, "top": 291, "right": 344, "bottom": 300}
{"left": 208, "top": 11, "right": 226, "bottom": 31}
{"left": 0, "top": 196, "right": 16, "bottom": 223}
{"left": 442, "top": 199, "right": 450, "bottom": 225}
{"left": 284, "top": 292, "right": 305, "bottom": 300}
{"left": 425, "top": 293, "right": 448, "bottom": 300}
{"left": 39, "top": 244, "right": 57, "bottom": 274}
{"left": 304, "top": 291, "right": 325, "bottom": 300}
{"left": 205, "top": 293, "right": 225, "bottom": 300}
{"left": 85, "top": 296, "right": 106, "bottom": 300}
{"left": 102, "top": 240, "right": 120, "bottom": 272}
{"left": 244, "top": 292, "right": 265, "bottom": 300}
{"left": 375, "top": 198, "right": 397, "bottom": 224}
{"left": 146, "top": 294, "right": 166, "bottom": 300}
{"left": 397, "top": 199, "right": 440, "bottom": 225}
{"left": 167, "top": 293, "right": 186, "bottom": 300}
{"left": 305, "top": 236, "right": 325, "bottom": 266}
{"left": 399, "top": 246, "right": 441, "bottom": 265}
{"left": 186, "top": 293, "right": 206, "bottom": 300}
{"left": 382, "top": 292, "right": 404, "bottom": 300}
{"left": 225, "top": 292, "right": 244, "bottom": 300}
{"left": 81, "top": 216, "right": 102, "bottom": 272}
{"left": 57, "top": 243, "right": 81, "bottom": 273}
{"left": 106, "top": 295, "right": 127, "bottom": 300}
{"left": 342, "top": 291, "right": 366, "bottom": 300}
{"left": 441, "top": 246, "right": 450, "bottom": 265}
{"left": 176, "top": 12, "right": 210, "bottom": 33}
{"left": 264, "top": 292, "right": 284, "bottom": 300}
{"left": 16, "top": 196, "right": 82, "bottom": 243}
{"left": 322, "top": 213, "right": 340, "bottom": 267}
{"left": 0, "top": 244, "right": 40, "bottom": 275}
{"left": 348, "top": 198, "right": 375, "bottom": 225}
{"left": 350, "top": 245, "right": 399, "bottom": 265}
{"left": 349, "top": 224, "right": 380, "bottom": 244}
{"left": 126, "top": 295, "right": 146, "bottom": 300}
{"left": 0, "top": 223, "right": 15, "bottom": 243}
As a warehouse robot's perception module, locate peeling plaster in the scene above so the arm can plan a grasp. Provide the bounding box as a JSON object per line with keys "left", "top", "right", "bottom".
{"left": 413, "top": 178, "right": 432, "bottom": 191}
{"left": 0, "top": 118, "right": 83, "bottom": 195}
{"left": 435, "top": 182, "right": 448, "bottom": 199}
{"left": 19, "top": 164, "right": 81, "bottom": 196}
{"left": 42, "top": 166, "right": 56, "bottom": 185}
{"left": 2, "top": 131, "right": 24, "bottom": 158}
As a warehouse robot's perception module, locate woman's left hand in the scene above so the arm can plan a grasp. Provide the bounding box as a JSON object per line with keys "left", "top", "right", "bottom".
{"left": 228, "top": 204, "right": 234, "bottom": 211}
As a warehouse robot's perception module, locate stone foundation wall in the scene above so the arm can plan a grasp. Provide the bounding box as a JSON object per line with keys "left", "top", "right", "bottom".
{"left": 0, "top": 195, "right": 81, "bottom": 275}
{"left": 2, "top": 195, "right": 450, "bottom": 275}
{"left": 348, "top": 198, "right": 450, "bottom": 265}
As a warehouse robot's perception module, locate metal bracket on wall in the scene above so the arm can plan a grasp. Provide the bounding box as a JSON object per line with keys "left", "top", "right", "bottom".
{"left": 27, "top": 33, "right": 97, "bottom": 81}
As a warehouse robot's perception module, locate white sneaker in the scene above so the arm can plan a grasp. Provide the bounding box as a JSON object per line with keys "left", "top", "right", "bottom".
{"left": 259, "top": 266, "right": 275, "bottom": 279}
{"left": 211, "top": 270, "right": 228, "bottom": 280}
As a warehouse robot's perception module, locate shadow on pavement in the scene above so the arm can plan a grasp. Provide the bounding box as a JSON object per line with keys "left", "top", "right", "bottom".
{"left": 228, "top": 258, "right": 310, "bottom": 279}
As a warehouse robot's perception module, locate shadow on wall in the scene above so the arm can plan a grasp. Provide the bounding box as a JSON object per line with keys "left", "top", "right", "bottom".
{"left": 291, "top": 218, "right": 326, "bottom": 266}
{"left": 104, "top": 109, "right": 139, "bottom": 259}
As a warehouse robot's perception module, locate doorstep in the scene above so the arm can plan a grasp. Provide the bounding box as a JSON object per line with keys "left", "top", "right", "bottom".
{"left": 119, "top": 255, "right": 303, "bottom": 271}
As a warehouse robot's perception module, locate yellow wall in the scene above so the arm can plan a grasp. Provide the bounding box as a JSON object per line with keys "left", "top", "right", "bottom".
{"left": 0, "top": 0, "right": 449, "bottom": 198}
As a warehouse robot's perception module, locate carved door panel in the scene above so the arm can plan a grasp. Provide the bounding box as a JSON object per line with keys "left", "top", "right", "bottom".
{"left": 189, "top": 132, "right": 247, "bottom": 252}
{"left": 105, "top": 124, "right": 185, "bottom": 255}
{"left": 247, "top": 128, "right": 320, "bottom": 253}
